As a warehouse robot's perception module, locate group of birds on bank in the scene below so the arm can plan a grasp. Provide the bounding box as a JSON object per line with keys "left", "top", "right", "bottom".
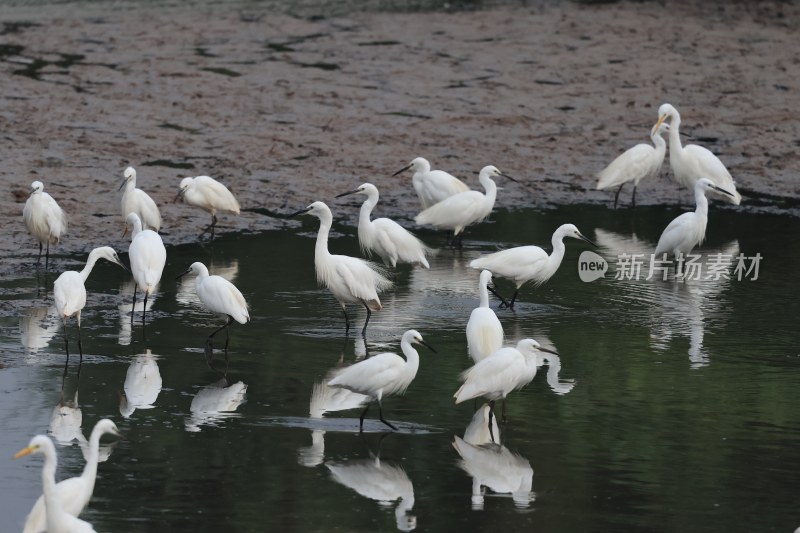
{"left": 15, "top": 102, "right": 743, "bottom": 531}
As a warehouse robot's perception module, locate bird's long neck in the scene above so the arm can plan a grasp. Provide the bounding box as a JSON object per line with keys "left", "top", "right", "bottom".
{"left": 694, "top": 186, "right": 710, "bottom": 219}
{"left": 80, "top": 253, "right": 101, "bottom": 282}
{"left": 547, "top": 232, "right": 568, "bottom": 275}
{"left": 41, "top": 446, "right": 62, "bottom": 521}
{"left": 652, "top": 130, "right": 667, "bottom": 159}
{"left": 315, "top": 215, "right": 333, "bottom": 263}
{"left": 130, "top": 217, "right": 143, "bottom": 239}
{"left": 480, "top": 175, "right": 498, "bottom": 205}
{"left": 80, "top": 427, "right": 103, "bottom": 488}
{"left": 125, "top": 178, "right": 135, "bottom": 193}
{"left": 358, "top": 194, "right": 378, "bottom": 232}
{"left": 399, "top": 339, "right": 420, "bottom": 378}
{"left": 478, "top": 278, "right": 490, "bottom": 308}
{"left": 667, "top": 114, "right": 683, "bottom": 156}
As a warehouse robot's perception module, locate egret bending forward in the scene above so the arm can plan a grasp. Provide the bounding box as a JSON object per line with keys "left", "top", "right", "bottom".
{"left": 328, "top": 329, "right": 435, "bottom": 431}
{"left": 466, "top": 270, "right": 504, "bottom": 363}
{"left": 455, "top": 339, "right": 557, "bottom": 443}
{"left": 336, "top": 182, "right": 430, "bottom": 268}
{"left": 126, "top": 213, "right": 166, "bottom": 330}
{"left": 177, "top": 262, "right": 250, "bottom": 368}
{"left": 415, "top": 165, "right": 517, "bottom": 247}
{"left": 54, "top": 247, "right": 128, "bottom": 363}
{"left": 120, "top": 167, "right": 161, "bottom": 232}
{"left": 22, "top": 420, "right": 122, "bottom": 533}
{"left": 654, "top": 103, "right": 741, "bottom": 205}
{"left": 597, "top": 121, "right": 669, "bottom": 209}
{"left": 469, "top": 224, "right": 596, "bottom": 309}
{"left": 291, "top": 201, "right": 392, "bottom": 336}
{"left": 392, "top": 156, "right": 469, "bottom": 209}
{"left": 15, "top": 435, "right": 97, "bottom": 533}
{"left": 654, "top": 178, "right": 734, "bottom": 260}
{"left": 23, "top": 180, "right": 68, "bottom": 270}
{"left": 175, "top": 175, "right": 240, "bottom": 240}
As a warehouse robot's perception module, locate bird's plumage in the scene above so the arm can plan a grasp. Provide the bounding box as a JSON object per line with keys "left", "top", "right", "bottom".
{"left": 127, "top": 213, "right": 166, "bottom": 294}
{"left": 120, "top": 167, "right": 161, "bottom": 232}
{"left": 466, "top": 270, "right": 504, "bottom": 363}
{"left": 454, "top": 339, "right": 542, "bottom": 404}
{"left": 54, "top": 247, "right": 127, "bottom": 322}
{"left": 597, "top": 122, "right": 668, "bottom": 192}
{"left": 177, "top": 175, "right": 240, "bottom": 215}
{"left": 393, "top": 156, "right": 469, "bottom": 209}
{"left": 185, "top": 262, "right": 250, "bottom": 324}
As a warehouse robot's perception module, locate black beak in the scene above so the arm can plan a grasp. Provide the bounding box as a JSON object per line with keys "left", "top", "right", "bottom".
{"left": 288, "top": 206, "right": 312, "bottom": 218}
{"left": 28, "top": 189, "right": 35, "bottom": 198}
{"left": 577, "top": 232, "right": 598, "bottom": 247}
{"left": 499, "top": 172, "right": 518, "bottom": 183}
{"left": 419, "top": 340, "right": 437, "bottom": 353}
{"left": 710, "top": 184, "right": 735, "bottom": 197}
{"left": 115, "top": 259, "right": 131, "bottom": 275}
{"left": 173, "top": 187, "right": 187, "bottom": 203}
{"left": 391, "top": 163, "right": 413, "bottom": 177}
{"left": 118, "top": 179, "right": 127, "bottom": 192}
{"left": 335, "top": 188, "right": 360, "bottom": 199}
{"left": 538, "top": 346, "right": 560, "bottom": 357}
{"left": 175, "top": 267, "right": 192, "bottom": 280}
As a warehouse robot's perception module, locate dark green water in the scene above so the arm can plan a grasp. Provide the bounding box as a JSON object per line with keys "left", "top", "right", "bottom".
{"left": 1, "top": 204, "right": 799, "bottom": 532}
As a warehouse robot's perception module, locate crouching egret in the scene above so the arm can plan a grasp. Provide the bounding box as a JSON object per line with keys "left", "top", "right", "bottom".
{"left": 597, "top": 121, "right": 669, "bottom": 209}
{"left": 654, "top": 177, "right": 734, "bottom": 259}
{"left": 469, "top": 224, "right": 596, "bottom": 309}
{"left": 327, "top": 329, "right": 435, "bottom": 431}
{"left": 22, "top": 420, "right": 122, "bottom": 533}
{"left": 336, "top": 182, "right": 430, "bottom": 268}
{"left": 23, "top": 181, "right": 68, "bottom": 270}
{"left": 176, "top": 262, "right": 249, "bottom": 369}
{"left": 290, "top": 201, "right": 392, "bottom": 336}
{"left": 175, "top": 175, "right": 240, "bottom": 240}
{"left": 415, "top": 165, "right": 517, "bottom": 247}
{"left": 392, "top": 156, "right": 469, "bottom": 209}
{"left": 654, "top": 103, "right": 742, "bottom": 205}
{"left": 120, "top": 167, "right": 161, "bottom": 233}
{"left": 126, "top": 213, "right": 166, "bottom": 331}
{"left": 454, "top": 339, "right": 557, "bottom": 443}
{"left": 466, "top": 270, "right": 504, "bottom": 363}
{"left": 15, "top": 435, "right": 96, "bottom": 533}
{"left": 54, "top": 247, "right": 128, "bottom": 363}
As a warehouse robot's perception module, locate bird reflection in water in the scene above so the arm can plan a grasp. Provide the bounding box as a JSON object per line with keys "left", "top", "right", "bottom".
{"left": 532, "top": 335, "right": 576, "bottom": 395}
{"left": 49, "top": 374, "right": 83, "bottom": 446}
{"left": 119, "top": 349, "right": 162, "bottom": 418}
{"left": 185, "top": 377, "right": 247, "bottom": 432}
{"left": 20, "top": 305, "right": 61, "bottom": 356}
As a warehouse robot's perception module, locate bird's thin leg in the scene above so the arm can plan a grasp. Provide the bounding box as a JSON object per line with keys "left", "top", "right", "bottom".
{"left": 508, "top": 289, "right": 520, "bottom": 310}
{"left": 206, "top": 317, "right": 233, "bottom": 365}
{"left": 62, "top": 321, "right": 70, "bottom": 378}
{"left": 359, "top": 403, "right": 370, "bottom": 433}
{"left": 131, "top": 284, "right": 137, "bottom": 328}
{"left": 487, "top": 400, "right": 497, "bottom": 444}
{"left": 456, "top": 232, "right": 465, "bottom": 249}
{"left": 361, "top": 303, "right": 372, "bottom": 337}
{"left": 631, "top": 185, "right": 637, "bottom": 208}
{"left": 77, "top": 318, "right": 83, "bottom": 364}
{"left": 210, "top": 214, "right": 217, "bottom": 241}
{"left": 36, "top": 242, "right": 43, "bottom": 267}
{"left": 613, "top": 184, "right": 623, "bottom": 210}
{"left": 342, "top": 307, "right": 351, "bottom": 335}
{"left": 142, "top": 291, "right": 148, "bottom": 342}
{"left": 502, "top": 398, "right": 507, "bottom": 424}
{"left": 488, "top": 285, "right": 510, "bottom": 308}
{"left": 377, "top": 399, "right": 397, "bottom": 431}
{"left": 46, "top": 242, "right": 50, "bottom": 271}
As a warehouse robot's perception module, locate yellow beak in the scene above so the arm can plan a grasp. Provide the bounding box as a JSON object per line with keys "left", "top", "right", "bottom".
{"left": 652, "top": 114, "right": 667, "bottom": 134}
{"left": 14, "top": 445, "right": 35, "bottom": 459}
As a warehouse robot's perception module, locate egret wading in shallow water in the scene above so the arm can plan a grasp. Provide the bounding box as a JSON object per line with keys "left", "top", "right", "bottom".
{"left": 454, "top": 339, "right": 557, "bottom": 443}
{"left": 654, "top": 178, "right": 734, "bottom": 260}
{"left": 469, "top": 224, "right": 596, "bottom": 309}
{"left": 22, "top": 420, "right": 122, "bottom": 533}
{"left": 54, "top": 247, "right": 128, "bottom": 364}
{"left": 327, "top": 329, "right": 435, "bottom": 431}
{"left": 466, "top": 270, "right": 504, "bottom": 363}
{"left": 15, "top": 435, "right": 97, "bottom": 533}
{"left": 126, "top": 213, "right": 166, "bottom": 331}
{"left": 23, "top": 180, "right": 68, "bottom": 270}
{"left": 336, "top": 182, "right": 430, "bottom": 268}
{"left": 391, "top": 156, "right": 470, "bottom": 210}
{"left": 415, "top": 165, "right": 518, "bottom": 247}
{"left": 174, "top": 175, "right": 240, "bottom": 240}
{"left": 290, "top": 201, "right": 392, "bottom": 336}
{"left": 119, "top": 167, "right": 161, "bottom": 233}
{"left": 654, "top": 103, "right": 742, "bottom": 205}
{"left": 177, "top": 262, "right": 250, "bottom": 369}
{"left": 597, "top": 121, "right": 669, "bottom": 209}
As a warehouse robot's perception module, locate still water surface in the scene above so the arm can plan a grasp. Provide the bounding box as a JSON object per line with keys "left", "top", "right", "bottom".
{"left": 1, "top": 204, "right": 799, "bottom": 532}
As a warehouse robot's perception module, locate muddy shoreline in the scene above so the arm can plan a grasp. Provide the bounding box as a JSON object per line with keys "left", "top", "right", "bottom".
{"left": 1, "top": 0, "right": 798, "bottom": 277}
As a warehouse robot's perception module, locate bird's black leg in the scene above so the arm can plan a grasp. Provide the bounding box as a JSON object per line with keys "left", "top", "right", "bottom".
{"left": 613, "top": 184, "right": 623, "bottom": 210}
{"left": 508, "top": 289, "right": 520, "bottom": 310}
{"left": 359, "top": 403, "right": 370, "bottom": 432}
{"left": 63, "top": 324, "right": 70, "bottom": 378}
{"left": 362, "top": 303, "right": 372, "bottom": 337}
{"left": 488, "top": 285, "right": 510, "bottom": 308}
{"left": 130, "top": 284, "right": 137, "bottom": 328}
{"left": 142, "top": 291, "right": 148, "bottom": 341}
{"left": 77, "top": 321, "right": 84, "bottom": 364}
{"left": 487, "top": 400, "right": 497, "bottom": 444}
{"left": 631, "top": 185, "right": 637, "bottom": 208}
{"left": 502, "top": 398, "right": 507, "bottom": 424}
{"left": 206, "top": 316, "right": 233, "bottom": 366}
{"left": 377, "top": 399, "right": 397, "bottom": 431}
{"left": 342, "top": 307, "right": 351, "bottom": 335}
{"left": 210, "top": 214, "right": 218, "bottom": 241}
{"left": 37, "top": 242, "right": 43, "bottom": 267}
{"left": 45, "top": 242, "right": 50, "bottom": 271}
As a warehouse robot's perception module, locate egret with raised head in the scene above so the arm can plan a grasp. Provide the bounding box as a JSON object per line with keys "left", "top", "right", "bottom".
{"left": 120, "top": 166, "right": 161, "bottom": 233}
{"left": 126, "top": 213, "right": 166, "bottom": 330}
{"left": 23, "top": 180, "right": 68, "bottom": 270}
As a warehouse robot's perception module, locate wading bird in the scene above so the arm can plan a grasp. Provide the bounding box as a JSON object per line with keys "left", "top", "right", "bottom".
{"left": 392, "top": 156, "right": 469, "bottom": 210}
{"left": 119, "top": 167, "right": 161, "bottom": 233}
{"left": 175, "top": 175, "right": 240, "bottom": 239}
{"left": 466, "top": 270, "right": 504, "bottom": 363}
{"left": 126, "top": 213, "right": 166, "bottom": 330}
{"left": 23, "top": 180, "right": 68, "bottom": 270}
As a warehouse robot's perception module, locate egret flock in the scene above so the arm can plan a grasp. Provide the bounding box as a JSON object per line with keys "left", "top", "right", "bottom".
{"left": 16, "top": 103, "right": 743, "bottom": 531}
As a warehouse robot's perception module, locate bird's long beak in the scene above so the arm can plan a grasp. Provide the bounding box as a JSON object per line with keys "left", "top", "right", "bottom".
{"left": 288, "top": 206, "right": 312, "bottom": 218}
{"left": 14, "top": 445, "right": 35, "bottom": 459}
{"left": 391, "top": 163, "right": 413, "bottom": 177}
{"left": 538, "top": 346, "right": 560, "bottom": 356}
{"left": 173, "top": 187, "right": 187, "bottom": 203}
{"left": 122, "top": 223, "right": 129, "bottom": 238}
{"left": 577, "top": 232, "right": 598, "bottom": 247}
{"left": 115, "top": 259, "right": 131, "bottom": 274}
{"left": 175, "top": 267, "right": 192, "bottom": 280}
{"left": 335, "top": 188, "right": 360, "bottom": 199}
{"left": 499, "top": 172, "right": 519, "bottom": 183}
{"left": 28, "top": 188, "right": 35, "bottom": 198}
{"left": 710, "top": 184, "right": 735, "bottom": 197}
{"left": 118, "top": 179, "right": 127, "bottom": 192}
{"left": 112, "top": 428, "right": 127, "bottom": 440}
{"left": 652, "top": 114, "right": 667, "bottom": 135}
{"left": 419, "top": 340, "right": 437, "bottom": 353}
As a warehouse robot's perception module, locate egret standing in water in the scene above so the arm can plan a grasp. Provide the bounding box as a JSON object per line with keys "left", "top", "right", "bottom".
{"left": 454, "top": 339, "right": 557, "bottom": 442}
{"left": 415, "top": 165, "right": 517, "bottom": 247}
{"left": 15, "top": 435, "right": 97, "bottom": 533}
{"left": 336, "top": 182, "right": 430, "bottom": 268}
{"left": 466, "top": 270, "right": 504, "bottom": 363}
{"left": 391, "top": 156, "right": 469, "bottom": 210}
{"left": 654, "top": 178, "right": 734, "bottom": 259}
{"left": 119, "top": 167, "right": 161, "bottom": 233}
{"left": 597, "top": 121, "right": 669, "bottom": 209}
{"left": 469, "top": 224, "right": 596, "bottom": 309}
{"left": 54, "top": 247, "right": 128, "bottom": 362}
{"left": 174, "top": 175, "right": 240, "bottom": 240}
{"left": 290, "top": 201, "right": 392, "bottom": 336}
{"left": 22, "top": 420, "right": 121, "bottom": 533}
{"left": 126, "top": 213, "right": 166, "bottom": 330}
{"left": 23, "top": 181, "right": 68, "bottom": 270}
{"left": 328, "top": 329, "right": 434, "bottom": 431}
{"left": 654, "top": 103, "right": 742, "bottom": 205}
{"left": 176, "top": 262, "right": 250, "bottom": 368}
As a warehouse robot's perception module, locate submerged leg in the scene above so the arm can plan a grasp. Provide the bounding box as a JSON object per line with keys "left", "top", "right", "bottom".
{"left": 77, "top": 316, "right": 84, "bottom": 364}
{"left": 502, "top": 398, "right": 507, "bottom": 423}
{"left": 377, "top": 399, "right": 397, "bottom": 431}
{"left": 36, "top": 242, "right": 43, "bottom": 267}
{"left": 206, "top": 316, "right": 233, "bottom": 365}
{"left": 613, "top": 184, "right": 623, "bottom": 210}
{"left": 131, "top": 284, "right": 137, "bottom": 328}
{"left": 359, "top": 403, "right": 370, "bottom": 432}
{"left": 45, "top": 242, "right": 50, "bottom": 271}
{"left": 210, "top": 214, "right": 218, "bottom": 241}
{"left": 362, "top": 303, "right": 372, "bottom": 337}
{"left": 631, "top": 185, "right": 637, "bottom": 208}
{"left": 342, "top": 306, "right": 351, "bottom": 335}
{"left": 142, "top": 291, "right": 148, "bottom": 341}
{"left": 62, "top": 321, "right": 70, "bottom": 378}
{"left": 508, "top": 289, "right": 520, "bottom": 310}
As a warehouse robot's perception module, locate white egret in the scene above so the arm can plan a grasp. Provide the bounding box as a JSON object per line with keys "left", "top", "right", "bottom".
{"left": 654, "top": 103, "right": 742, "bottom": 205}
{"left": 654, "top": 177, "right": 734, "bottom": 259}
{"left": 336, "top": 182, "right": 430, "bottom": 268}
{"left": 466, "top": 270, "right": 504, "bottom": 363}
{"left": 54, "top": 247, "right": 128, "bottom": 362}
{"left": 22, "top": 420, "right": 121, "bottom": 533}
{"left": 23, "top": 180, "right": 68, "bottom": 270}
{"left": 174, "top": 175, "right": 240, "bottom": 239}
{"left": 126, "top": 213, "right": 166, "bottom": 331}
{"left": 414, "top": 165, "right": 517, "bottom": 247}
{"left": 469, "top": 224, "right": 596, "bottom": 309}
{"left": 119, "top": 167, "right": 161, "bottom": 233}
{"left": 597, "top": 121, "right": 669, "bottom": 209}
{"left": 176, "top": 262, "right": 249, "bottom": 368}
{"left": 290, "top": 201, "right": 392, "bottom": 336}
{"left": 327, "top": 329, "right": 434, "bottom": 431}
{"left": 392, "top": 156, "right": 469, "bottom": 209}
{"left": 14, "top": 435, "right": 96, "bottom": 533}
{"left": 454, "top": 339, "right": 557, "bottom": 442}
